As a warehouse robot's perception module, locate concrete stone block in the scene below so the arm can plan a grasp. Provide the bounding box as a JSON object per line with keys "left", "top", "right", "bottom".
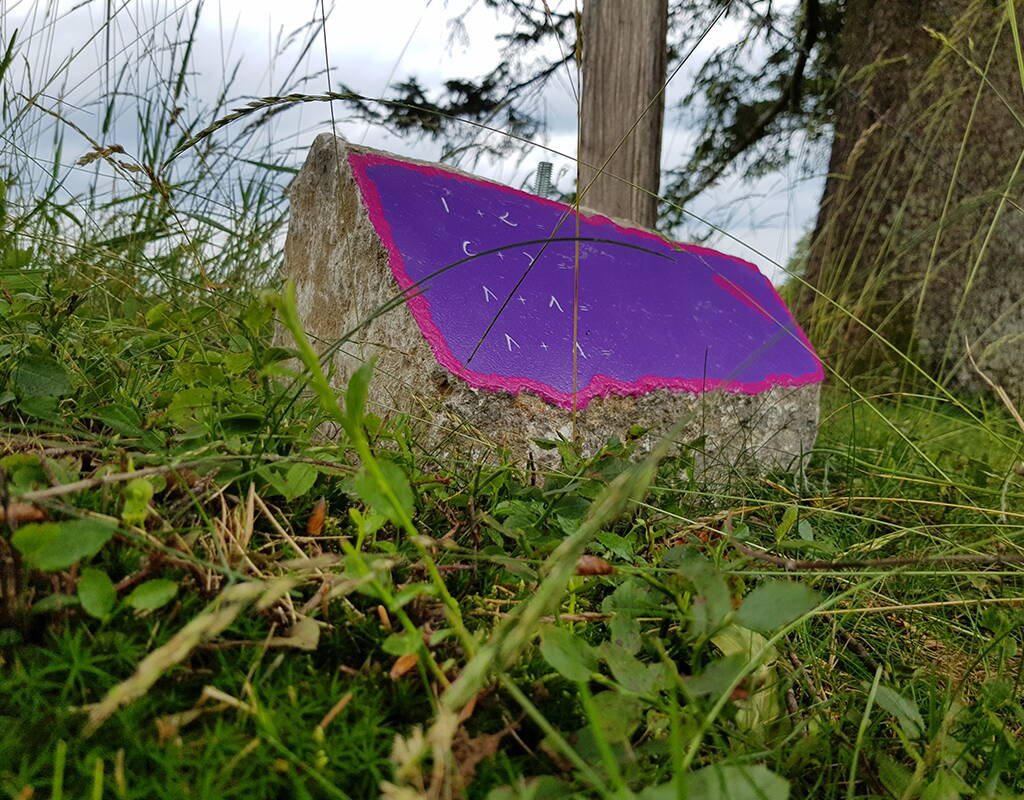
{"left": 282, "top": 134, "right": 823, "bottom": 476}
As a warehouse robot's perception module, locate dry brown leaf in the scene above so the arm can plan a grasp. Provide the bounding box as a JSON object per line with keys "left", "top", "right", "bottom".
{"left": 389, "top": 653, "right": 419, "bottom": 681}
{"left": 154, "top": 708, "right": 205, "bottom": 745}
{"left": 306, "top": 497, "right": 327, "bottom": 535}
{"left": 575, "top": 555, "right": 615, "bottom": 575}
{"left": 266, "top": 616, "right": 320, "bottom": 651}
{"left": 457, "top": 692, "right": 480, "bottom": 724}
{"left": 452, "top": 724, "right": 516, "bottom": 787}
{"left": 0, "top": 503, "right": 47, "bottom": 523}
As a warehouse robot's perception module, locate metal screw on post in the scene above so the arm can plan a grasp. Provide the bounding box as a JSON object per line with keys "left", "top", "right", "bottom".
{"left": 533, "top": 161, "right": 553, "bottom": 198}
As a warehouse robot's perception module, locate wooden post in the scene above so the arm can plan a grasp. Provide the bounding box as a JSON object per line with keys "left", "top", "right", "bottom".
{"left": 579, "top": 0, "right": 668, "bottom": 229}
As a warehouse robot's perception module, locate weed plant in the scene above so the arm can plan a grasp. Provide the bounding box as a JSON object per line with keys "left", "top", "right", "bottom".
{"left": 3, "top": 3, "right": 1024, "bottom": 799}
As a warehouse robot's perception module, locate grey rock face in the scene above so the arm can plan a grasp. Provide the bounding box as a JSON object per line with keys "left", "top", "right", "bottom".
{"left": 281, "top": 134, "right": 821, "bottom": 477}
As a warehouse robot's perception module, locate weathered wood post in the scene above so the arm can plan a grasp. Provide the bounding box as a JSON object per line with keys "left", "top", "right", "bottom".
{"left": 579, "top": 0, "right": 668, "bottom": 229}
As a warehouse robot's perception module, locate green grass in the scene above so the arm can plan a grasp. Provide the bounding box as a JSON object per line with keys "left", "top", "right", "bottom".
{"left": 4, "top": 2, "right": 1024, "bottom": 799}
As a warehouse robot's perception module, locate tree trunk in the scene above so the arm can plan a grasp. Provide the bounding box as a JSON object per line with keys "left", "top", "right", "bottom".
{"left": 800, "top": 0, "right": 1024, "bottom": 397}
{"left": 579, "top": 0, "right": 668, "bottom": 228}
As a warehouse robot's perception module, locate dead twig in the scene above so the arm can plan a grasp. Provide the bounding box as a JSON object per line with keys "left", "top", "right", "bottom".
{"left": 17, "top": 462, "right": 206, "bottom": 502}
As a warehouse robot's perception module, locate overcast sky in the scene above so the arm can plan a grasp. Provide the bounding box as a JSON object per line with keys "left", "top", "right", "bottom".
{"left": 4, "top": 0, "right": 824, "bottom": 282}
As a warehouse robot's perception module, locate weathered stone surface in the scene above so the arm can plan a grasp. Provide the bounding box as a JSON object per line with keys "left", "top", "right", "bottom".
{"left": 281, "top": 134, "right": 821, "bottom": 476}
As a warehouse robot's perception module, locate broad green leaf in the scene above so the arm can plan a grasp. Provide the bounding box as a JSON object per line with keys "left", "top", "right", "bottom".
{"left": 78, "top": 568, "right": 116, "bottom": 620}
{"left": 91, "top": 404, "right": 145, "bottom": 437}
{"left": 382, "top": 631, "right": 422, "bottom": 656}
{"left": 600, "top": 640, "right": 667, "bottom": 695}
{"left": 601, "top": 579, "right": 658, "bottom": 656}
{"left": 685, "top": 763, "right": 790, "bottom": 800}
{"left": 608, "top": 612, "right": 642, "bottom": 655}
{"left": 775, "top": 505, "right": 798, "bottom": 542}
{"left": 539, "top": 625, "right": 597, "bottom": 682}
{"left": 638, "top": 785, "right": 675, "bottom": 800}
{"left": 259, "top": 462, "right": 319, "bottom": 501}
{"left": 485, "top": 776, "right": 576, "bottom": 800}
{"left": 345, "top": 359, "right": 376, "bottom": 426}
{"left": 875, "top": 752, "right": 913, "bottom": 797}
{"left": 685, "top": 654, "right": 746, "bottom": 697}
{"left": 920, "top": 769, "right": 969, "bottom": 800}
{"left": 710, "top": 625, "right": 782, "bottom": 734}
{"left": 166, "top": 387, "right": 213, "bottom": 424}
{"left": 797, "top": 519, "right": 815, "bottom": 541}
{"left": 12, "top": 519, "right": 116, "bottom": 571}
{"left": 125, "top": 579, "right": 178, "bottom": 611}
{"left": 218, "top": 412, "right": 265, "bottom": 434}
{"left": 241, "top": 299, "right": 273, "bottom": 334}
{"left": 282, "top": 462, "right": 318, "bottom": 500}
{"left": 735, "top": 581, "right": 821, "bottom": 632}
{"left": 121, "top": 478, "right": 154, "bottom": 526}
{"left": 353, "top": 458, "right": 414, "bottom": 525}
{"left": 1, "top": 453, "right": 47, "bottom": 494}
{"left": 32, "top": 593, "right": 80, "bottom": 614}
{"left": 11, "top": 354, "right": 71, "bottom": 399}
{"left": 16, "top": 395, "right": 59, "bottom": 421}
{"left": 676, "top": 550, "right": 732, "bottom": 637}
{"left": 872, "top": 683, "right": 925, "bottom": 739}
{"left": 601, "top": 577, "right": 662, "bottom": 617}
{"left": 589, "top": 690, "right": 643, "bottom": 743}
{"left": 392, "top": 582, "right": 436, "bottom": 609}
{"left": 595, "top": 530, "right": 634, "bottom": 561}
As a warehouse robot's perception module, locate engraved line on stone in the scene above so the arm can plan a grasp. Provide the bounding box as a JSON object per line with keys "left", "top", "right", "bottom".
{"left": 483, "top": 286, "right": 497, "bottom": 302}
{"left": 462, "top": 241, "right": 476, "bottom": 256}
{"left": 505, "top": 334, "right": 520, "bottom": 351}
{"left": 440, "top": 197, "right": 450, "bottom": 213}
{"left": 498, "top": 212, "right": 517, "bottom": 227}
{"left": 549, "top": 296, "right": 563, "bottom": 312}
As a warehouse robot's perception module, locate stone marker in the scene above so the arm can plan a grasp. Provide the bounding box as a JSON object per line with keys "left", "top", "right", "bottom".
{"left": 283, "top": 134, "right": 823, "bottom": 476}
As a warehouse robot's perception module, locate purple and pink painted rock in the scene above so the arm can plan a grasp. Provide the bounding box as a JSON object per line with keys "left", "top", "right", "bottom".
{"left": 348, "top": 151, "right": 823, "bottom": 410}
{"left": 282, "top": 134, "right": 822, "bottom": 474}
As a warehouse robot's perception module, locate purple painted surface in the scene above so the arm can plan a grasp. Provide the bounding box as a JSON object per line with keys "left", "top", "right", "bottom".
{"left": 349, "top": 151, "right": 824, "bottom": 410}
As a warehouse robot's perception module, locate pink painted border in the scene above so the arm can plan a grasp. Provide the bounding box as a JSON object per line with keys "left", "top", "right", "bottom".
{"left": 348, "top": 150, "right": 824, "bottom": 410}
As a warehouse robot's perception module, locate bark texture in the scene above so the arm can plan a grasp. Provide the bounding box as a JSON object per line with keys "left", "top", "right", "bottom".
{"left": 580, "top": 0, "right": 668, "bottom": 228}
{"left": 800, "top": 0, "right": 1024, "bottom": 396}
